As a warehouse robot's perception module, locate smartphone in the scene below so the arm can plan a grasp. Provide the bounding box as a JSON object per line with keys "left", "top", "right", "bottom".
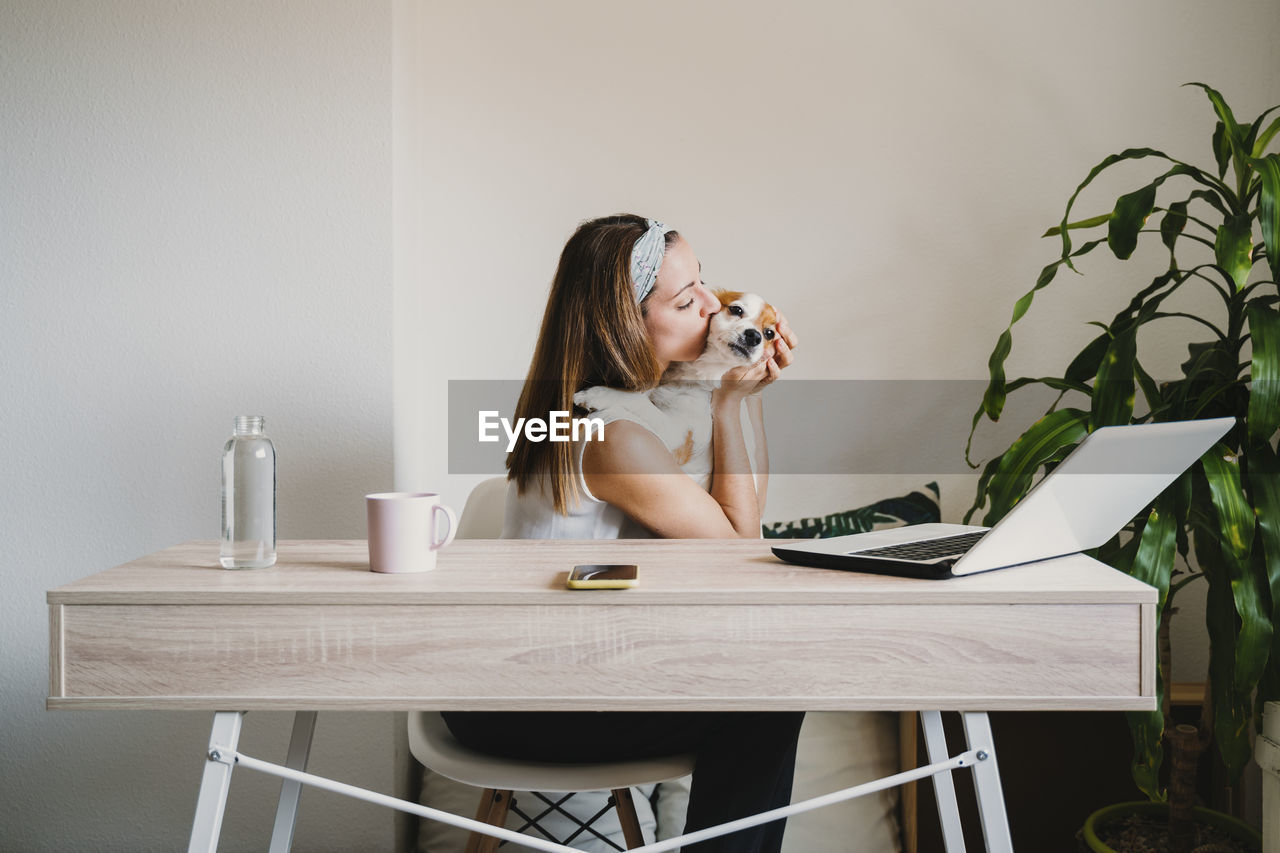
{"left": 566, "top": 564, "right": 639, "bottom": 590}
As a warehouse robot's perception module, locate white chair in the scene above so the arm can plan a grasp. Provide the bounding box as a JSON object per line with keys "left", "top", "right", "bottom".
{"left": 407, "top": 477, "right": 696, "bottom": 852}
{"left": 452, "top": 475, "right": 508, "bottom": 540}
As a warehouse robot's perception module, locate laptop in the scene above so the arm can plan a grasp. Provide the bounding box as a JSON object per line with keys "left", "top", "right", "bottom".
{"left": 770, "top": 417, "right": 1234, "bottom": 579}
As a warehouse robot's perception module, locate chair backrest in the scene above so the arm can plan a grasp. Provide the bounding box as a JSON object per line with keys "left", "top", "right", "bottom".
{"left": 455, "top": 476, "right": 508, "bottom": 539}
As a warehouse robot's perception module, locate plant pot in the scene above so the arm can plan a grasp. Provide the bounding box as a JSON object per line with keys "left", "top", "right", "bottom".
{"left": 1080, "top": 801, "right": 1262, "bottom": 853}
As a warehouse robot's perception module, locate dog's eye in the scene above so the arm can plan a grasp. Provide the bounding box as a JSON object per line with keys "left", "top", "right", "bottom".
{"left": 729, "top": 305, "right": 744, "bottom": 316}
{"left": 764, "top": 329, "right": 775, "bottom": 340}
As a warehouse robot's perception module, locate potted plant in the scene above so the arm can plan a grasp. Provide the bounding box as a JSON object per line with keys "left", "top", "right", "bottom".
{"left": 967, "top": 83, "right": 1277, "bottom": 852}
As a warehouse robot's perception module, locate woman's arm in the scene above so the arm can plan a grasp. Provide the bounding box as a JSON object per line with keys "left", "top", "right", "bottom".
{"left": 582, "top": 419, "right": 751, "bottom": 538}
{"left": 747, "top": 309, "right": 795, "bottom": 518}
{"left": 705, "top": 371, "right": 769, "bottom": 535}
{"left": 746, "top": 393, "right": 768, "bottom": 517}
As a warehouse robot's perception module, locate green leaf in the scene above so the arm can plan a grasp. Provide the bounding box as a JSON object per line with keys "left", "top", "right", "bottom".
{"left": 963, "top": 454, "right": 1003, "bottom": 523}
{"left": 981, "top": 329, "right": 1015, "bottom": 421}
{"left": 1247, "top": 443, "right": 1280, "bottom": 612}
{"left": 1180, "top": 339, "right": 1237, "bottom": 386}
{"left": 1201, "top": 448, "right": 1255, "bottom": 567}
{"left": 1160, "top": 201, "right": 1189, "bottom": 264}
{"left": 1114, "top": 269, "right": 1183, "bottom": 326}
{"left": 967, "top": 374, "right": 1096, "bottom": 468}
{"left": 1248, "top": 153, "right": 1280, "bottom": 282}
{"left": 1121, "top": 488, "right": 1177, "bottom": 801}
{"left": 1198, "top": 523, "right": 1255, "bottom": 782}
{"left": 1189, "top": 82, "right": 1242, "bottom": 131}
{"left": 1099, "top": 523, "right": 1143, "bottom": 572}
{"left": 978, "top": 238, "right": 1106, "bottom": 422}
{"left": 1165, "top": 341, "right": 1228, "bottom": 423}
{"left": 1054, "top": 133, "right": 1233, "bottom": 271}
{"left": 1134, "top": 358, "right": 1165, "bottom": 417}
{"left": 1246, "top": 103, "right": 1280, "bottom": 157}
{"left": 1109, "top": 183, "right": 1159, "bottom": 260}
{"left": 1189, "top": 187, "right": 1231, "bottom": 220}
{"left": 1190, "top": 467, "right": 1255, "bottom": 784}
{"left": 1065, "top": 332, "right": 1112, "bottom": 385}
{"left": 1254, "top": 113, "right": 1280, "bottom": 158}
{"left": 1200, "top": 448, "right": 1271, "bottom": 692}
{"left": 1214, "top": 213, "right": 1254, "bottom": 290}
{"left": 1042, "top": 212, "right": 1112, "bottom": 238}
{"left": 1126, "top": 707, "right": 1166, "bottom": 801}
{"left": 1058, "top": 149, "right": 1177, "bottom": 270}
{"left": 983, "top": 409, "right": 1091, "bottom": 525}
{"left": 1247, "top": 442, "right": 1280, "bottom": 710}
{"left": 1213, "top": 121, "right": 1232, "bottom": 178}
{"left": 1247, "top": 301, "right": 1280, "bottom": 445}
{"left": 1129, "top": 491, "right": 1178, "bottom": 613}
{"left": 1092, "top": 326, "right": 1137, "bottom": 427}
{"left": 1186, "top": 82, "right": 1247, "bottom": 180}
{"left": 1023, "top": 375, "right": 1095, "bottom": 397}
{"left": 1066, "top": 269, "right": 1180, "bottom": 389}
{"left": 1103, "top": 164, "right": 1203, "bottom": 262}
{"left": 1173, "top": 470, "right": 1193, "bottom": 563}
{"left": 1255, "top": 547, "right": 1280, "bottom": 713}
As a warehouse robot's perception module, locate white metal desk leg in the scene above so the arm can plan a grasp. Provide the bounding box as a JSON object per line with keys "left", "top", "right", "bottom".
{"left": 961, "top": 712, "right": 1013, "bottom": 853}
{"left": 921, "top": 711, "right": 967, "bottom": 853}
{"left": 268, "top": 711, "right": 318, "bottom": 853}
{"left": 189, "top": 711, "right": 246, "bottom": 853}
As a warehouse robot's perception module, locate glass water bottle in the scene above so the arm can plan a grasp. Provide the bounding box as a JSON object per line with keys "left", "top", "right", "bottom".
{"left": 220, "top": 415, "right": 277, "bottom": 569}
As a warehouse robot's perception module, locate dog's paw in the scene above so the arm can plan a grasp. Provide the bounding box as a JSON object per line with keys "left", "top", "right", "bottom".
{"left": 573, "top": 386, "right": 627, "bottom": 413}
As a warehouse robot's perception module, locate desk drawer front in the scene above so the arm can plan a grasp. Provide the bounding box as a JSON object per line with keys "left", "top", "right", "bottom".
{"left": 52, "top": 602, "right": 1151, "bottom": 711}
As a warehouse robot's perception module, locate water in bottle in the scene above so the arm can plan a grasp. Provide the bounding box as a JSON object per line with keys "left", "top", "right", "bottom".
{"left": 220, "top": 415, "right": 277, "bottom": 569}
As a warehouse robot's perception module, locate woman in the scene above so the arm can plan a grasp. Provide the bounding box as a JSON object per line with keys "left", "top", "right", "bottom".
{"left": 444, "top": 214, "right": 803, "bottom": 853}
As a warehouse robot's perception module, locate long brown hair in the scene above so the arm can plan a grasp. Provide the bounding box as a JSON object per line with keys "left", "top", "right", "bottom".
{"left": 507, "top": 214, "right": 678, "bottom": 512}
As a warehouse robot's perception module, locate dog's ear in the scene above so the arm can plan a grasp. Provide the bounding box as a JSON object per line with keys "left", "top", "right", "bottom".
{"left": 759, "top": 301, "right": 778, "bottom": 329}
{"left": 713, "top": 288, "right": 743, "bottom": 307}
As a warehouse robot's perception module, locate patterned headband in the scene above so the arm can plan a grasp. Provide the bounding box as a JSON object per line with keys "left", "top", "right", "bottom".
{"left": 630, "top": 218, "right": 676, "bottom": 303}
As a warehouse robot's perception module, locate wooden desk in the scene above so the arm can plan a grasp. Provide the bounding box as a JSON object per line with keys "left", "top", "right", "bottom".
{"left": 46, "top": 539, "right": 1157, "bottom": 851}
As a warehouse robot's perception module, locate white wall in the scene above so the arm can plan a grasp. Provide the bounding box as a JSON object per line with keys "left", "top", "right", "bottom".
{"left": 1, "top": 1, "right": 393, "bottom": 850}
{"left": 396, "top": 0, "right": 1279, "bottom": 685}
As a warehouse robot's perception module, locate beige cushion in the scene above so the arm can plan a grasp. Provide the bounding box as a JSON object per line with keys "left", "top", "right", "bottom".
{"left": 782, "top": 712, "right": 902, "bottom": 852}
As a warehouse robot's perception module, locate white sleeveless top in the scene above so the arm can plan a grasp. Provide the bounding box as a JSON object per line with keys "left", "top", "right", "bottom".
{"left": 501, "top": 416, "right": 663, "bottom": 539}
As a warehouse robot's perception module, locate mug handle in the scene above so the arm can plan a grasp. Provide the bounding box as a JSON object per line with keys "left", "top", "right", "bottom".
{"left": 430, "top": 503, "right": 458, "bottom": 550}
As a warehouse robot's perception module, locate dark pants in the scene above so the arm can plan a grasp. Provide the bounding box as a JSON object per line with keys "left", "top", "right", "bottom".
{"left": 441, "top": 710, "right": 806, "bottom": 853}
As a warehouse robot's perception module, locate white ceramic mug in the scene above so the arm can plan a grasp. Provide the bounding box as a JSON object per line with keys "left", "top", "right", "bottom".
{"left": 366, "top": 492, "right": 458, "bottom": 573}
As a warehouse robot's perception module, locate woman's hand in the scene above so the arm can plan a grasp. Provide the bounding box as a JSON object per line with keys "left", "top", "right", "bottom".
{"left": 771, "top": 309, "right": 798, "bottom": 371}
{"left": 712, "top": 309, "right": 798, "bottom": 406}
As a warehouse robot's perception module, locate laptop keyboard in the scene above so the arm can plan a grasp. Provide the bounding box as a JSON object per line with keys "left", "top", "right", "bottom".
{"left": 849, "top": 530, "right": 989, "bottom": 561}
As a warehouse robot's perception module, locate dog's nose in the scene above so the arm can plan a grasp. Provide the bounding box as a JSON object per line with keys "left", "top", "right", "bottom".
{"left": 741, "top": 328, "right": 762, "bottom": 348}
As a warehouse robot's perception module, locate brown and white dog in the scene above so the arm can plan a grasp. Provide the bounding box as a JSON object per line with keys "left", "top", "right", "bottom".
{"left": 573, "top": 290, "right": 779, "bottom": 489}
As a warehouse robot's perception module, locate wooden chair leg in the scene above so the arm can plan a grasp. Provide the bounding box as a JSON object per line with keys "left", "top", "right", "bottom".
{"left": 463, "top": 788, "right": 494, "bottom": 853}
{"left": 611, "top": 787, "right": 645, "bottom": 849}
{"left": 465, "top": 788, "right": 513, "bottom": 853}
{"left": 899, "top": 710, "right": 919, "bottom": 853}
